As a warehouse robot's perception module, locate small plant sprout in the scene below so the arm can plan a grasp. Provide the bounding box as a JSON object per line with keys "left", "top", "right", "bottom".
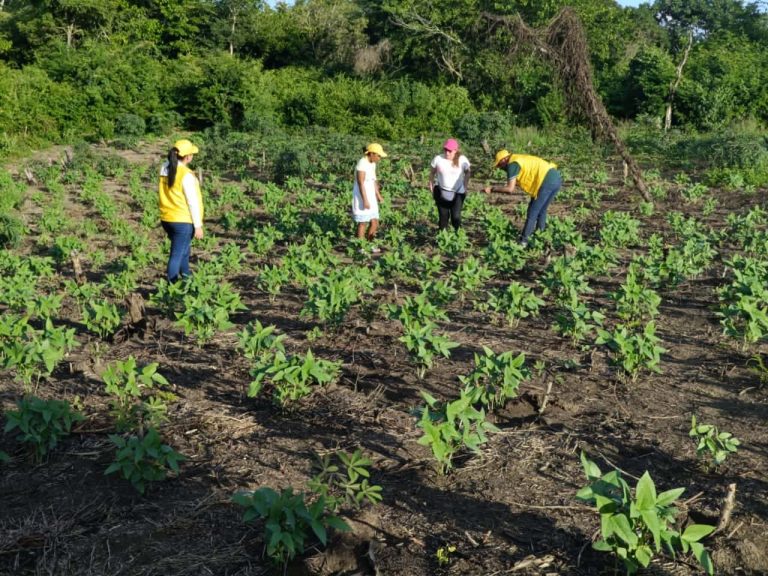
{"left": 689, "top": 416, "right": 740, "bottom": 469}
{"left": 436, "top": 544, "right": 457, "bottom": 566}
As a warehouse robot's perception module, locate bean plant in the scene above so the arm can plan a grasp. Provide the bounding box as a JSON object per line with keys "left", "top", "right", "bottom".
{"left": 595, "top": 321, "right": 666, "bottom": 380}
{"left": 105, "top": 428, "right": 185, "bottom": 494}
{"left": 4, "top": 396, "right": 85, "bottom": 462}
{"left": 416, "top": 389, "right": 499, "bottom": 474}
{"left": 689, "top": 416, "right": 740, "bottom": 470}
{"left": 576, "top": 453, "right": 714, "bottom": 575}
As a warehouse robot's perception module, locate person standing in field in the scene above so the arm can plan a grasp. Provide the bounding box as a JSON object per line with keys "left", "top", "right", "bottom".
{"left": 158, "top": 139, "right": 204, "bottom": 282}
{"left": 428, "top": 138, "right": 471, "bottom": 231}
{"left": 483, "top": 150, "right": 562, "bottom": 247}
{"left": 352, "top": 143, "right": 387, "bottom": 253}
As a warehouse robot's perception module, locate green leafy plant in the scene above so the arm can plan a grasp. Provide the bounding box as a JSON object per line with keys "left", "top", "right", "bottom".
{"left": 0, "top": 318, "right": 79, "bottom": 392}
{"left": 576, "top": 452, "right": 714, "bottom": 575}
{"left": 105, "top": 428, "right": 185, "bottom": 494}
{"left": 232, "top": 487, "right": 349, "bottom": 565}
{"left": 689, "top": 416, "right": 740, "bottom": 470}
{"left": 459, "top": 348, "right": 529, "bottom": 410}
{"left": 248, "top": 349, "right": 341, "bottom": 408}
{"left": 399, "top": 321, "right": 459, "bottom": 379}
{"left": 309, "top": 449, "right": 383, "bottom": 510}
{"left": 487, "top": 282, "right": 544, "bottom": 327}
{"left": 102, "top": 356, "right": 174, "bottom": 432}
{"left": 4, "top": 396, "right": 84, "bottom": 461}
{"left": 237, "top": 320, "right": 286, "bottom": 360}
{"left": 416, "top": 389, "right": 499, "bottom": 474}
{"left": 717, "top": 257, "right": 768, "bottom": 346}
{"left": 595, "top": 321, "right": 666, "bottom": 380}
{"left": 81, "top": 299, "right": 123, "bottom": 340}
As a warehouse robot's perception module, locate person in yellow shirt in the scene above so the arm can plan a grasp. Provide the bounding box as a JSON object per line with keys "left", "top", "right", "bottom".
{"left": 483, "top": 150, "right": 562, "bottom": 247}
{"left": 158, "top": 139, "right": 204, "bottom": 282}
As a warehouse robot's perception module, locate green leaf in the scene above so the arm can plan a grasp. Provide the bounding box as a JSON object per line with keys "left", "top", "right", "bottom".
{"left": 682, "top": 524, "right": 715, "bottom": 543}
{"left": 656, "top": 487, "right": 685, "bottom": 506}
{"left": 610, "top": 514, "right": 638, "bottom": 546}
{"left": 635, "top": 472, "right": 656, "bottom": 511}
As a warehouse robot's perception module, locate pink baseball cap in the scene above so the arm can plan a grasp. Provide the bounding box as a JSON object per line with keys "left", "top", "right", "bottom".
{"left": 443, "top": 138, "right": 459, "bottom": 151}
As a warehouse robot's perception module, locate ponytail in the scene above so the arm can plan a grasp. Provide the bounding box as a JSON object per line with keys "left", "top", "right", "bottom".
{"left": 167, "top": 147, "right": 180, "bottom": 187}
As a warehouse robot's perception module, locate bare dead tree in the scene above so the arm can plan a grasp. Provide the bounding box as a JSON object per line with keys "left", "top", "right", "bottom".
{"left": 483, "top": 8, "right": 651, "bottom": 202}
{"left": 664, "top": 29, "right": 693, "bottom": 132}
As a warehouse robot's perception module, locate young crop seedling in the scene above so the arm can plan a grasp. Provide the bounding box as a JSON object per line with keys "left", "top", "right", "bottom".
{"left": 4, "top": 396, "right": 85, "bottom": 462}
{"left": 595, "top": 321, "right": 666, "bottom": 380}
{"left": 102, "top": 356, "right": 174, "bottom": 432}
{"left": 576, "top": 452, "right": 714, "bottom": 575}
{"left": 248, "top": 349, "right": 341, "bottom": 408}
{"left": 487, "top": 281, "right": 544, "bottom": 327}
{"left": 0, "top": 317, "right": 79, "bottom": 392}
{"left": 415, "top": 389, "right": 499, "bottom": 474}
{"left": 232, "top": 487, "right": 350, "bottom": 566}
{"left": 308, "top": 449, "right": 383, "bottom": 510}
{"left": 459, "top": 347, "right": 529, "bottom": 410}
{"left": 105, "top": 428, "right": 185, "bottom": 494}
{"left": 81, "top": 299, "right": 123, "bottom": 340}
{"left": 689, "top": 416, "right": 740, "bottom": 470}
{"left": 399, "top": 321, "right": 459, "bottom": 380}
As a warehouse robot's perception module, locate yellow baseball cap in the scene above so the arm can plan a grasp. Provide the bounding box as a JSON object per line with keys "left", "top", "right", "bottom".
{"left": 366, "top": 143, "right": 388, "bottom": 157}
{"left": 493, "top": 149, "right": 511, "bottom": 168}
{"left": 174, "top": 139, "right": 199, "bottom": 157}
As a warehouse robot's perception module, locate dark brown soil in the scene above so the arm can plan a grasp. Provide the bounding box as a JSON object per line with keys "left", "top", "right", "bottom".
{"left": 1, "top": 143, "right": 767, "bottom": 576}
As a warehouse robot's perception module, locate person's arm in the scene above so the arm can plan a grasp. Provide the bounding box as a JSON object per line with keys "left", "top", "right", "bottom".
{"left": 357, "top": 169, "right": 369, "bottom": 209}
{"left": 427, "top": 166, "right": 437, "bottom": 191}
{"left": 462, "top": 158, "right": 471, "bottom": 192}
{"left": 484, "top": 178, "right": 516, "bottom": 194}
{"left": 182, "top": 172, "right": 204, "bottom": 238}
{"left": 375, "top": 179, "right": 383, "bottom": 203}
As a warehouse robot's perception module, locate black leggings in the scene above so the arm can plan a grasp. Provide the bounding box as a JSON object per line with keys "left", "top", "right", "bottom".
{"left": 434, "top": 186, "right": 465, "bottom": 230}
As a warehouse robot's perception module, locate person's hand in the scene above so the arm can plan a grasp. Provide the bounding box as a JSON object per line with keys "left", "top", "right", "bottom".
{"left": 194, "top": 227, "right": 204, "bottom": 239}
{"left": 363, "top": 201, "right": 370, "bottom": 210}
{"left": 483, "top": 186, "right": 491, "bottom": 194}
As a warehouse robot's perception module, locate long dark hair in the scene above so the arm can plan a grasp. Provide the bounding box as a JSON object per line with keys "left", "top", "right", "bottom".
{"left": 166, "top": 147, "right": 180, "bottom": 187}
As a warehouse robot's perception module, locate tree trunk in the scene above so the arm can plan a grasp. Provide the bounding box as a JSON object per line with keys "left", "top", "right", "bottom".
{"left": 66, "top": 23, "right": 75, "bottom": 49}
{"left": 664, "top": 29, "right": 693, "bottom": 132}
{"left": 229, "top": 12, "right": 237, "bottom": 56}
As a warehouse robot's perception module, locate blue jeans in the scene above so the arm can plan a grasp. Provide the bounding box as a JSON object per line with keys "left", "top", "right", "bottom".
{"left": 521, "top": 169, "right": 562, "bottom": 243}
{"left": 161, "top": 221, "right": 194, "bottom": 282}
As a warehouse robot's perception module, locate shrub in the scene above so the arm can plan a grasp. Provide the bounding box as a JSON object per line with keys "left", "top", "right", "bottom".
{"left": 0, "top": 214, "right": 24, "bottom": 249}
{"left": 114, "top": 113, "right": 146, "bottom": 141}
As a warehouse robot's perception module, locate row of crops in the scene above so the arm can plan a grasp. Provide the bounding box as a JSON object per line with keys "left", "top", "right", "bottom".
{"left": 1, "top": 141, "right": 767, "bottom": 573}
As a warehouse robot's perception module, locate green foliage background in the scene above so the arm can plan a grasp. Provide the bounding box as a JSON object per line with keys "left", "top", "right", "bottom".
{"left": 0, "top": 0, "right": 767, "bottom": 162}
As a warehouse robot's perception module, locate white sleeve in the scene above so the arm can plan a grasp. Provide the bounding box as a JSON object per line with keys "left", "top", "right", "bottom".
{"left": 182, "top": 172, "right": 203, "bottom": 228}
{"left": 461, "top": 155, "right": 471, "bottom": 171}
{"left": 430, "top": 155, "right": 440, "bottom": 169}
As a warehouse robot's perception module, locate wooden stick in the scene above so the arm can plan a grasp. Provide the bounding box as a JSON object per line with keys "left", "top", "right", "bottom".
{"left": 714, "top": 483, "right": 737, "bottom": 535}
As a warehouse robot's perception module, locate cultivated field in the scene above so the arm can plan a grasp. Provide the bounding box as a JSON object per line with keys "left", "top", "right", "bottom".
{"left": 1, "top": 136, "right": 767, "bottom": 576}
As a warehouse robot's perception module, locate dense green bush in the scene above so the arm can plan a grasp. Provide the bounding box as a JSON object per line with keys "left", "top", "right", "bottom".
{"left": 114, "top": 114, "right": 146, "bottom": 141}
{"left": 0, "top": 214, "right": 24, "bottom": 249}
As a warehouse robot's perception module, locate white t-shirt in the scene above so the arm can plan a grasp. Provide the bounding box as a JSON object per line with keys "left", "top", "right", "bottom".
{"left": 431, "top": 154, "right": 471, "bottom": 201}
{"left": 352, "top": 156, "right": 379, "bottom": 221}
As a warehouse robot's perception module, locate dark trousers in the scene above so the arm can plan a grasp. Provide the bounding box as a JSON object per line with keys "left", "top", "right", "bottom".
{"left": 434, "top": 186, "right": 465, "bottom": 231}
{"left": 161, "top": 221, "right": 194, "bottom": 282}
{"left": 521, "top": 170, "right": 562, "bottom": 243}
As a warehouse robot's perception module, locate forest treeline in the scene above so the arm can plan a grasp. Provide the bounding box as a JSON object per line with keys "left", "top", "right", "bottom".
{"left": 1, "top": 0, "right": 767, "bottom": 157}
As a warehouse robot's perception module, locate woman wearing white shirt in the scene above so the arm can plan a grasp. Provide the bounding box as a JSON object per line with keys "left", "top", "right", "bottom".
{"left": 158, "top": 139, "right": 204, "bottom": 282}
{"left": 352, "top": 143, "right": 387, "bottom": 252}
{"left": 428, "top": 138, "right": 471, "bottom": 231}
